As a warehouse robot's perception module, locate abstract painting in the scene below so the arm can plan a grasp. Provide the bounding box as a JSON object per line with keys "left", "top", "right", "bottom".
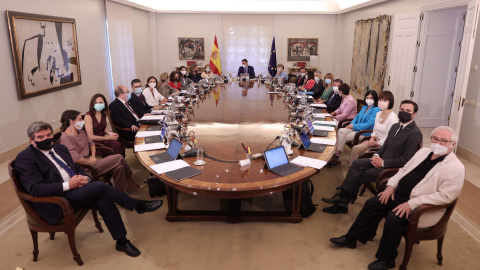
{"left": 287, "top": 38, "right": 318, "bottom": 62}
{"left": 178, "top": 37, "right": 204, "bottom": 60}
{"left": 7, "top": 11, "right": 81, "bottom": 100}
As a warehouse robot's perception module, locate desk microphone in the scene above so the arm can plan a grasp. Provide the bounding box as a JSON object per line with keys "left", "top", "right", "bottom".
{"left": 265, "top": 136, "right": 280, "bottom": 151}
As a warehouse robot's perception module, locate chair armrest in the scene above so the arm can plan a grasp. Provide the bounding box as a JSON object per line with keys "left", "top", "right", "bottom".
{"left": 76, "top": 162, "right": 99, "bottom": 177}
{"left": 359, "top": 146, "right": 381, "bottom": 159}
{"left": 353, "top": 129, "right": 373, "bottom": 145}
{"left": 338, "top": 119, "right": 353, "bottom": 129}
{"left": 18, "top": 193, "right": 72, "bottom": 212}
{"left": 408, "top": 200, "right": 457, "bottom": 223}
{"left": 94, "top": 143, "right": 115, "bottom": 156}
{"left": 378, "top": 168, "right": 399, "bottom": 181}
{"left": 114, "top": 126, "right": 133, "bottom": 132}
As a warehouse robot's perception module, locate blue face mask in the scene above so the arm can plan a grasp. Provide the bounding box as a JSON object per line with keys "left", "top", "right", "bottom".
{"left": 126, "top": 93, "right": 132, "bottom": 101}
{"left": 135, "top": 87, "right": 143, "bottom": 95}
{"left": 94, "top": 104, "right": 105, "bottom": 111}
{"left": 325, "top": 79, "right": 332, "bottom": 85}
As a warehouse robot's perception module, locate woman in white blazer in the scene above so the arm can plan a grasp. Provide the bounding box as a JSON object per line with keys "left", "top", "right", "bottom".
{"left": 143, "top": 76, "right": 166, "bottom": 107}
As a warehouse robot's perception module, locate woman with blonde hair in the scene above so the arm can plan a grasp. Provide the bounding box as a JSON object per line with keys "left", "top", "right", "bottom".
{"left": 201, "top": 64, "right": 214, "bottom": 78}
{"left": 158, "top": 72, "right": 179, "bottom": 97}
{"left": 320, "top": 73, "right": 334, "bottom": 102}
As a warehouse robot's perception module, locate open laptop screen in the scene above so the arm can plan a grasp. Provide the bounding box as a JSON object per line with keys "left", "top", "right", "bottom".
{"left": 264, "top": 146, "right": 289, "bottom": 169}
{"left": 307, "top": 118, "right": 315, "bottom": 134}
{"left": 160, "top": 126, "right": 166, "bottom": 140}
{"left": 299, "top": 132, "right": 312, "bottom": 148}
{"left": 167, "top": 138, "right": 183, "bottom": 159}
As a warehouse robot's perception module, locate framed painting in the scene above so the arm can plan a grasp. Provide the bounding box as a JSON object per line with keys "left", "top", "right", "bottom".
{"left": 287, "top": 38, "right": 318, "bottom": 62}
{"left": 6, "top": 11, "right": 82, "bottom": 100}
{"left": 178, "top": 37, "right": 204, "bottom": 60}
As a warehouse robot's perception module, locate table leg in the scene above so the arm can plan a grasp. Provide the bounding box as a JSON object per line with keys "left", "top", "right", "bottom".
{"left": 166, "top": 185, "right": 179, "bottom": 218}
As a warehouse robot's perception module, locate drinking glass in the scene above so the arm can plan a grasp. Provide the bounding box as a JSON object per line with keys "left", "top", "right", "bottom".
{"left": 194, "top": 148, "right": 206, "bottom": 165}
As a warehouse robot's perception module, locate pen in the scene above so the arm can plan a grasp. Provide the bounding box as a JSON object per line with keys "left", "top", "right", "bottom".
{"left": 241, "top": 143, "right": 248, "bottom": 153}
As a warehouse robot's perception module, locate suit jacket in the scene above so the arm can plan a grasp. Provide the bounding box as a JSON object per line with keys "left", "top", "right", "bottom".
{"left": 129, "top": 93, "right": 151, "bottom": 118}
{"left": 387, "top": 148, "right": 465, "bottom": 228}
{"left": 15, "top": 144, "right": 88, "bottom": 224}
{"left": 237, "top": 66, "right": 255, "bottom": 78}
{"left": 334, "top": 95, "right": 357, "bottom": 121}
{"left": 295, "top": 75, "right": 306, "bottom": 86}
{"left": 312, "top": 80, "right": 325, "bottom": 99}
{"left": 375, "top": 121, "right": 423, "bottom": 168}
{"left": 351, "top": 105, "right": 381, "bottom": 136}
{"left": 109, "top": 98, "right": 139, "bottom": 141}
{"left": 325, "top": 92, "right": 342, "bottom": 111}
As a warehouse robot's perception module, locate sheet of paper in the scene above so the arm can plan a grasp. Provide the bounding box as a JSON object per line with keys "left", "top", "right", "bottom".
{"left": 291, "top": 156, "right": 327, "bottom": 170}
{"left": 151, "top": 110, "right": 167, "bottom": 115}
{"left": 313, "top": 125, "right": 335, "bottom": 132}
{"left": 309, "top": 103, "right": 327, "bottom": 108}
{"left": 314, "top": 120, "right": 335, "bottom": 125}
{"left": 266, "top": 91, "right": 280, "bottom": 94}
{"left": 310, "top": 138, "right": 336, "bottom": 145}
{"left": 314, "top": 113, "right": 331, "bottom": 118}
{"left": 135, "top": 131, "right": 162, "bottom": 137}
{"left": 134, "top": 143, "right": 166, "bottom": 152}
{"left": 150, "top": 160, "right": 190, "bottom": 174}
{"left": 140, "top": 115, "right": 165, "bottom": 121}
{"left": 180, "top": 90, "right": 188, "bottom": 94}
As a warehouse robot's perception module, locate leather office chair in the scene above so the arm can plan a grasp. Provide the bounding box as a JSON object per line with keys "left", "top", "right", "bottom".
{"left": 53, "top": 132, "right": 114, "bottom": 185}
{"left": 107, "top": 111, "right": 135, "bottom": 149}
{"left": 8, "top": 160, "right": 104, "bottom": 265}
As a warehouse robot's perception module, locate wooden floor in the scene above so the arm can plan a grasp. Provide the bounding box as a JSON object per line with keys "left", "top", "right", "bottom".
{"left": 457, "top": 180, "right": 480, "bottom": 226}
{"left": 0, "top": 180, "right": 19, "bottom": 221}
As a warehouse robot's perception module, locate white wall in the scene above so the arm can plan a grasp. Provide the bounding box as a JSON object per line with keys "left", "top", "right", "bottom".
{"left": 0, "top": 0, "right": 112, "bottom": 154}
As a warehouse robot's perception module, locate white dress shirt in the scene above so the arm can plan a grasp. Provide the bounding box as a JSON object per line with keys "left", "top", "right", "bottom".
{"left": 39, "top": 148, "right": 71, "bottom": 191}
{"left": 142, "top": 87, "right": 165, "bottom": 107}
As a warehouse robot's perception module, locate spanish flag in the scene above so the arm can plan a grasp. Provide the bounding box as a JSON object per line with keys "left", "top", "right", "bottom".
{"left": 209, "top": 35, "right": 222, "bottom": 75}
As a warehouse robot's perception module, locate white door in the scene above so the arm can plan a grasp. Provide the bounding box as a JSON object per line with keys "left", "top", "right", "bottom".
{"left": 412, "top": 8, "right": 466, "bottom": 127}
{"left": 449, "top": 0, "right": 480, "bottom": 136}
{"left": 386, "top": 12, "right": 420, "bottom": 110}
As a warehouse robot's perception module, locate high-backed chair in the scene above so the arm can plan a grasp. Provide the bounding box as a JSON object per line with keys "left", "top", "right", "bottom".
{"left": 8, "top": 160, "right": 104, "bottom": 265}
{"left": 288, "top": 74, "right": 297, "bottom": 84}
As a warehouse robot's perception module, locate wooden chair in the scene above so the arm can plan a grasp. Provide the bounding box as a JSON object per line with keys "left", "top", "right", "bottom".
{"left": 107, "top": 111, "right": 135, "bottom": 149}
{"left": 374, "top": 178, "right": 458, "bottom": 270}
{"left": 288, "top": 74, "right": 297, "bottom": 84}
{"left": 8, "top": 160, "right": 104, "bottom": 265}
{"left": 53, "top": 132, "right": 114, "bottom": 185}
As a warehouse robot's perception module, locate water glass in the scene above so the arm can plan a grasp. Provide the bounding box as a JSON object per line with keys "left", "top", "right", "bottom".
{"left": 194, "top": 148, "right": 206, "bottom": 165}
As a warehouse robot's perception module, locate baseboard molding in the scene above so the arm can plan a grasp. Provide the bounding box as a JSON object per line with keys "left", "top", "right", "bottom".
{"left": 0, "top": 206, "right": 25, "bottom": 237}
{"left": 452, "top": 209, "right": 480, "bottom": 244}
{"left": 457, "top": 145, "right": 480, "bottom": 168}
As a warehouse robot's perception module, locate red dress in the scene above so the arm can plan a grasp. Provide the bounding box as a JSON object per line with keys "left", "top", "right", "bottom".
{"left": 168, "top": 81, "right": 181, "bottom": 90}
{"left": 86, "top": 112, "right": 125, "bottom": 157}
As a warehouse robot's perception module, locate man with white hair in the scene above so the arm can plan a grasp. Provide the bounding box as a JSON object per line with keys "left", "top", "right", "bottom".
{"left": 329, "top": 126, "right": 465, "bottom": 270}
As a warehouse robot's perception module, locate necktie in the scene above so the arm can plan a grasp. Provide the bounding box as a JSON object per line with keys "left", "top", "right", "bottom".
{"left": 49, "top": 151, "right": 75, "bottom": 177}
{"left": 139, "top": 95, "right": 144, "bottom": 104}
{"left": 394, "top": 125, "right": 403, "bottom": 137}
{"left": 125, "top": 102, "right": 139, "bottom": 119}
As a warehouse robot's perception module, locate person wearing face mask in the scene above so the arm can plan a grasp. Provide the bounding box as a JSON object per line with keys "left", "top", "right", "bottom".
{"left": 187, "top": 64, "right": 202, "bottom": 83}
{"left": 275, "top": 63, "right": 288, "bottom": 82}
{"left": 129, "top": 78, "right": 159, "bottom": 119}
{"left": 322, "top": 100, "right": 423, "bottom": 215}
{"left": 168, "top": 71, "right": 182, "bottom": 90}
{"left": 158, "top": 72, "right": 180, "bottom": 98}
{"left": 59, "top": 110, "right": 145, "bottom": 194}
{"left": 320, "top": 73, "right": 335, "bottom": 102}
{"left": 331, "top": 83, "right": 358, "bottom": 122}
{"left": 84, "top": 93, "right": 124, "bottom": 157}
{"left": 201, "top": 64, "right": 214, "bottom": 78}
{"left": 349, "top": 91, "right": 398, "bottom": 167}
{"left": 237, "top": 59, "right": 255, "bottom": 79}
{"left": 298, "top": 71, "right": 316, "bottom": 92}
{"left": 109, "top": 85, "right": 141, "bottom": 142}
{"left": 179, "top": 66, "right": 195, "bottom": 89}
{"left": 142, "top": 76, "right": 166, "bottom": 107}
{"left": 16, "top": 121, "right": 163, "bottom": 258}
{"left": 329, "top": 126, "right": 464, "bottom": 270}
{"left": 310, "top": 71, "right": 325, "bottom": 100}
{"left": 295, "top": 67, "right": 307, "bottom": 87}
{"left": 322, "top": 79, "right": 343, "bottom": 111}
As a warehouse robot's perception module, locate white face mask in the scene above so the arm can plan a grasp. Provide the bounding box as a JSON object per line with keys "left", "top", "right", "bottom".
{"left": 365, "top": 99, "right": 374, "bottom": 106}
{"left": 205, "top": 68, "right": 210, "bottom": 72}
{"left": 181, "top": 70, "right": 187, "bottom": 75}
{"left": 430, "top": 143, "right": 449, "bottom": 156}
{"left": 74, "top": 121, "right": 84, "bottom": 130}
{"left": 314, "top": 77, "right": 320, "bottom": 82}
{"left": 333, "top": 86, "right": 339, "bottom": 93}
{"left": 300, "top": 73, "right": 305, "bottom": 77}
{"left": 149, "top": 82, "right": 156, "bottom": 89}
{"left": 378, "top": 101, "right": 389, "bottom": 110}
{"left": 278, "top": 68, "right": 282, "bottom": 72}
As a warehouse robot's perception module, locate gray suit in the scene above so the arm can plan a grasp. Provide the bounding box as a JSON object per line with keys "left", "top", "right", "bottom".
{"left": 341, "top": 121, "right": 423, "bottom": 200}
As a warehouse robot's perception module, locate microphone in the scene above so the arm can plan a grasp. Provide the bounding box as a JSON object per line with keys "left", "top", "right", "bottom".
{"left": 265, "top": 136, "right": 280, "bottom": 151}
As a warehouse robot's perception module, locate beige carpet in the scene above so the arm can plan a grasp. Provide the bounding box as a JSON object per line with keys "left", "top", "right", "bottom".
{"left": 1, "top": 149, "right": 480, "bottom": 270}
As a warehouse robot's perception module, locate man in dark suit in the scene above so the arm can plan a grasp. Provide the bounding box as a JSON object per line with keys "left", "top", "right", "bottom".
{"left": 237, "top": 59, "right": 255, "bottom": 78}
{"left": 15, "top": 121, "right": 163, "bottom": 257}
{"left": 109, "top": 85, "right": 140, "bottom": 141}
{"left": 311, "top": 71, "right": 325, "bottom": 99}
{"left": 129, "top": 78, "right": 158, "bottom": 118}
{"left": 322, "top": 100, "right": 423, "bottom": 214}
{"left": 295, "top": 67, "right": 307, "bottom": 87}
{"left": 324, "top": 79, "right": 343, "bottom": 111}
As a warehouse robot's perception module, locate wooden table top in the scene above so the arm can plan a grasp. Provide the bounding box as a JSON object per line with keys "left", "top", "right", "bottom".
{"left": 135, "top": 82, "right": 336, "bottom": 198}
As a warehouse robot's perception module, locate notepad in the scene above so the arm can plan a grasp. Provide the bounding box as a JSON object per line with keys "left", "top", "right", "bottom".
{"left": 135, "top": 131, "right": 163, "bottom": 137}
{"left": 310, "top": 138, "right": 336, "bottom": 145}
{"left": 291, "top": 156, "right": 327, "bottom": 170}
{"left": 313, "top": 125, "right": 335, "bottom": 132}
{"left": 309, "top": 103, "right": 327, "bottom": 108}
{"left": 134, "top": 143, "right": 166, "bottom": 152}
{"left": 140, "top": 115, "right": 165, "bottom": 121}
{"left": 150, "top": 160, "right": 190, "bottom": 175}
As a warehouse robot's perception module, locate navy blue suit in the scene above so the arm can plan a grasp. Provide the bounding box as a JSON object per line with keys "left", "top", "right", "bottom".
{"left": 129, "top": 93, "right": 151, "bottom": 118}
{"left": 325, "top": 92, "right": 342, "bottom": 111}
{"left": 237, "top": 65, "right": 255, "bottom": 78}
{"left": 15, "top": 144, "right": 137, "bottom": 240}
{"left": 296, "top": 75, "right": 306, "bottom": 87}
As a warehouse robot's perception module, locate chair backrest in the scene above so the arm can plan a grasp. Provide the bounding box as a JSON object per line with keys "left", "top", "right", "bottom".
{"left": 356, "top": 99, "right": 364, "bottom": 113}
{"left": 288, "top": 74, "right": 297, "bottom": 84}
{"left": 53, "top": 131, "right": 62, "bottom": 144}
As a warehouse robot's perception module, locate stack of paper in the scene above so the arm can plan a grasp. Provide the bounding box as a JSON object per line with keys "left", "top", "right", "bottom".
{"left": 310, "top": 103, "right": 327, "bottom": 108}
{"left": 291, "top": 156, "right": 327, "bottom": 170}
{"left": 314, "top": 120, "right": 336, "bottom": 127}
{"left": 150, "top": 160, "right": 190, "bottom": 174}
{"left": 134, "top": 143, "right": 166, "bottom": 152}
{"left": 151, "top": 110, "right": 167, "bottom": 115}
{"left": 313, "top": 125, "right": 335, "bottom": 132}
{"left": 135, "top": 131, "right": 163, "bottom": 137}
{"left": 310, "top": 138, "right": 336, "bottom": 145}
{"left": 314, "top": 113, "right": 331, "bottom": 118}
{"left": 140, "top": 115, "right": 165, "bottom": 121}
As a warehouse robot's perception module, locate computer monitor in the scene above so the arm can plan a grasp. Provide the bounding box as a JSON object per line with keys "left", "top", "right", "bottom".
{"left": 167, "top": 138, "right": 183, "bottom": 159}
{"left": 264, "top": 146, "right": 289, "bottom": 169}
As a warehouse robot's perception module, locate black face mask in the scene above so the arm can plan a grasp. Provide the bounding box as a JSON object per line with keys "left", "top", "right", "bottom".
{"left": 175, "top": 78, "right": 180, "bottom": 82}
{"left": 398, "top": 111, "right": 412, "bottom": 123}
{"left": 35, "top": 138, "right": 54, "bottom": 150}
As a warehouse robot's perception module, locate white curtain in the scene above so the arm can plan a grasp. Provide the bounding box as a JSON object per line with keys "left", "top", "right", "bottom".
{"left": 222, "top": 15, "right": 273, "bottom": 77}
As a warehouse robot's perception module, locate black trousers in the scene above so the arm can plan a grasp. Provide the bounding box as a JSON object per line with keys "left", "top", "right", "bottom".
{"left": 64, "top": 181, "right": 137, "bottom": 240}
{"left": 346, "top": 194, "right": 409, "bottom": 262}
{"left": 341, "top": 158, "right": 385, "bottom": 200}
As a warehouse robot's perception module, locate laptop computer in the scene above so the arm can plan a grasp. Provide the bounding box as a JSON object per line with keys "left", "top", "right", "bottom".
{"left": 263, "top": 146, "right": 303, "bottom": 177}
{"left": 146, "top": 125, "right": 162, "bottom": 131}
{"left": 166, "top": 166, "right": 202, "bottom": 181}
{"left": 299, "top": 132, "right": 327, "bottom": 153}
{"left": 144, "top": 126, "right": 167, "bottom": 144}
{"left": 307, "top": 119, "right": 328, "bottom": 137}
{"left": 149, "top": 138, "right": 183, "bottom": 163}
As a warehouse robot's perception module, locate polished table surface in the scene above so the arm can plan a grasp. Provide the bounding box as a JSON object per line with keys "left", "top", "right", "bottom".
{"left": 135, "top": 81, "right": 336, "bottom": 221}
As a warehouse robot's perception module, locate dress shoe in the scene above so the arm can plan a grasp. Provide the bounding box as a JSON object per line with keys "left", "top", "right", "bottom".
{"left": 367, "top": 260, "right": 396, "bottom": 270}
{"left": 329, "top": 235, "right": 356, "bottom": 249}
{"left": 322, "top": 194, "right": 349, "bottom": 205}
{"left": 136, "top": 200, "right": 163, "bottom": 214}
{"left": 323, "top": 204, "right": 348, "bottom": 214}
{"left": 116, "top": 241, "right": 141, "bottom": 257}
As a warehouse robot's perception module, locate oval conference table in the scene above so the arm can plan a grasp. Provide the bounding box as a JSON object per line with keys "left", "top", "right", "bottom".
{"left": 135, "top": 81, "right": 337, "bottom": 223}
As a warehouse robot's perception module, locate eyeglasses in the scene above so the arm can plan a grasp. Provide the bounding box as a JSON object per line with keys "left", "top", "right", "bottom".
{"left": 430, "top": 136, "right": 452, "bottom": 146}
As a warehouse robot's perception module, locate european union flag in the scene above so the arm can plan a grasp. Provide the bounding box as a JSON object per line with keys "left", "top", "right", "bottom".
{"left": 268, "top": 36, "right": 277, "bottom": 77}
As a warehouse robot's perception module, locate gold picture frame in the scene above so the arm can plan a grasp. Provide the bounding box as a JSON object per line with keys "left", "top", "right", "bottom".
{"left": 178, "top": 37, "right": 205, "bottom": 60}
{"left": 6, "top": 11, "right": 82, "bottom": 100}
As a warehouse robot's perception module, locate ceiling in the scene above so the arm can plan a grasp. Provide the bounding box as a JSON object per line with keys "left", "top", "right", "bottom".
{"left": 110, "top": 0, "right": 390, "bottom": 14}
